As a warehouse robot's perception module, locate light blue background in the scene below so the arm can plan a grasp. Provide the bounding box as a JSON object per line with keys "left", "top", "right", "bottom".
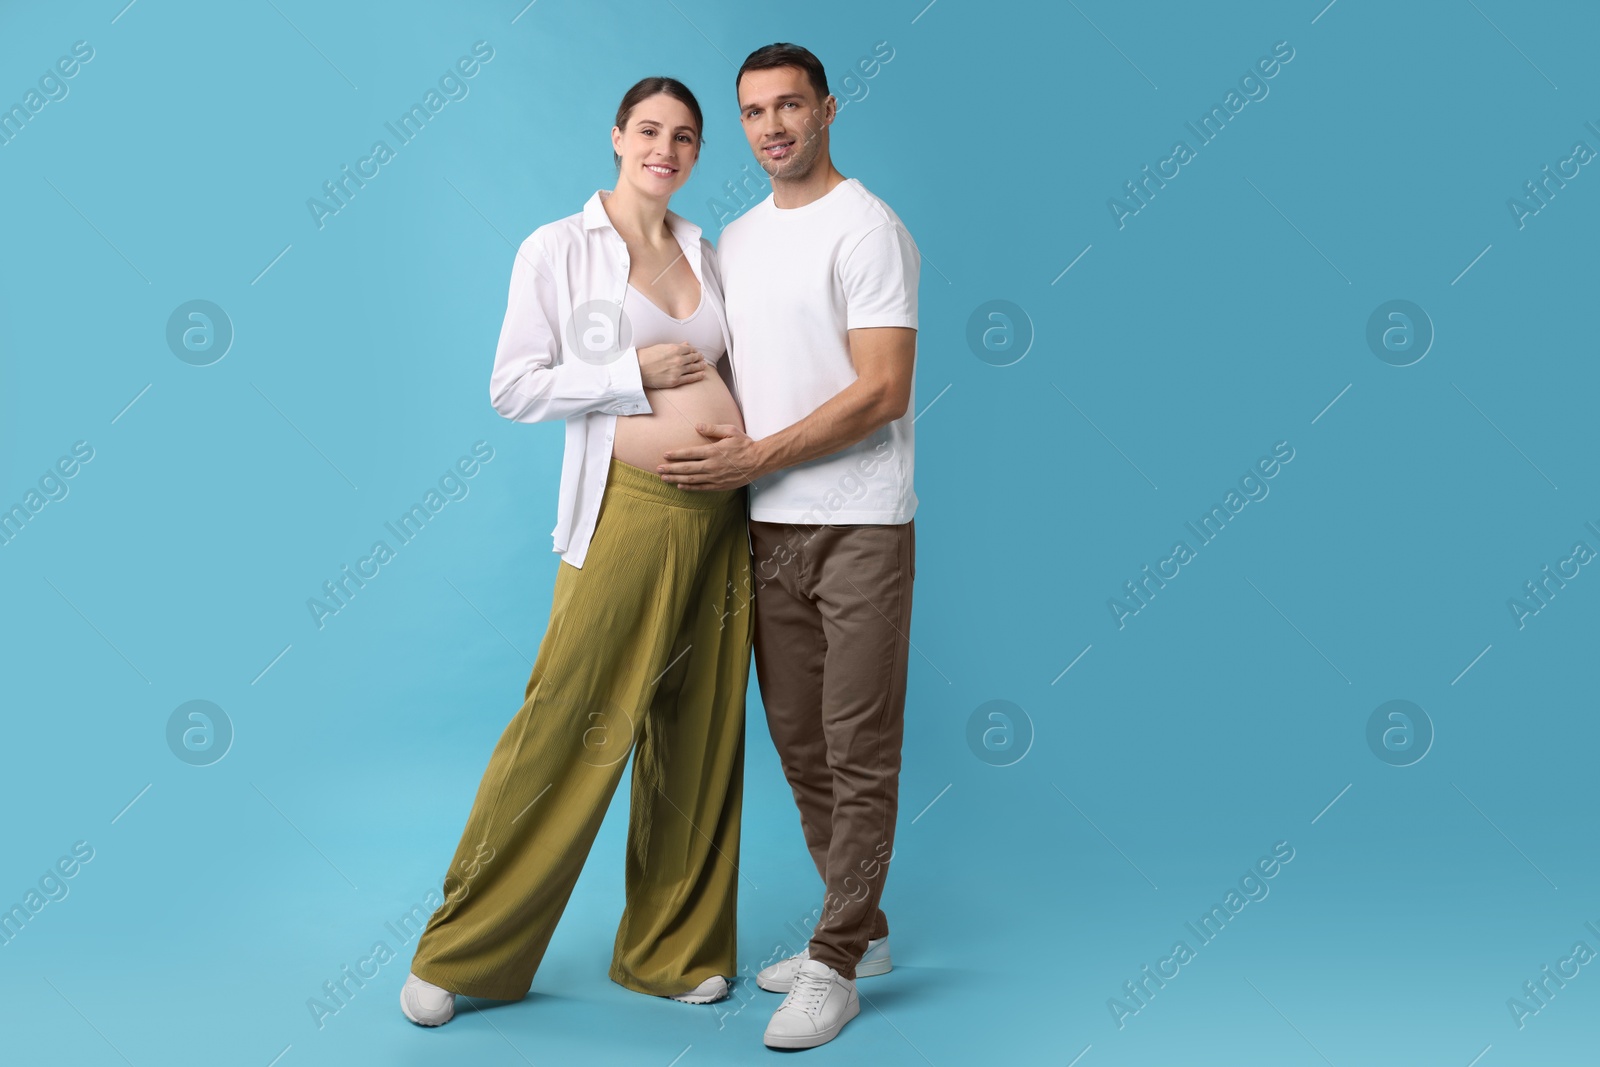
{"left": 3, "top": 1, "right": 1597, "bottom": 1064}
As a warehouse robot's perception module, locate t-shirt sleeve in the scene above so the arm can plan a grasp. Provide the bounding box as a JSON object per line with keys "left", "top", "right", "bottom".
{"left": 839, "top": 221, "right": 919, "bottom": 331}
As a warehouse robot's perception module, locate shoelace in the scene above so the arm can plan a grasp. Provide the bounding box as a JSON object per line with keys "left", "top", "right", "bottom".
{"left": 783, "top": 968, "right": 831, "bottom": 1017}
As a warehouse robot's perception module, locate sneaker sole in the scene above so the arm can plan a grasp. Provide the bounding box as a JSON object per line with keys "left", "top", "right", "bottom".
{"left": 670, "top": 989, "right": 730, "bottom": 1004}
{"left": 756, "top": 956, "right": 891, "bottom": 994}
{"left": 400, "top": 997, "right": 453, "bottom": 1027}
{"left": 763, "top": 996, "right": 861, "bottom": 1049}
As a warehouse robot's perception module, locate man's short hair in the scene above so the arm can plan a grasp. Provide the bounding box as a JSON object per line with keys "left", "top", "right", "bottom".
{"left": 736, "top": 42, "right": 829, "bottom": 102}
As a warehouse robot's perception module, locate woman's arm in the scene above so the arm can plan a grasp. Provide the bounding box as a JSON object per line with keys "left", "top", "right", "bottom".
{"left": 488, "top": 236, "right": 652, "bottom": 424}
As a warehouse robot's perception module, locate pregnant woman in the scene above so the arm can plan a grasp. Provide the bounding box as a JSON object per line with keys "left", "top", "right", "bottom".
{"left": 400, "top": 77, "right": 752, "bottom": 1026}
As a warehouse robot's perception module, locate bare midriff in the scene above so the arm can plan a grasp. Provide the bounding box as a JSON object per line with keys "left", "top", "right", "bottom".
{"left": 612, "top": 370, "right": 744, "bottom": 472}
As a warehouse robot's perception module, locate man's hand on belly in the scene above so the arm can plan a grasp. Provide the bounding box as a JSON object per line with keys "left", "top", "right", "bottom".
{"left": 658, "top": 424, "right": 768, "bottom": 491}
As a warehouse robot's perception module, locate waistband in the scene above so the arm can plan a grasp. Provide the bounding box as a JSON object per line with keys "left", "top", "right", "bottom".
{"left": 606, "top": 457, "right": 743, "bottom": 511}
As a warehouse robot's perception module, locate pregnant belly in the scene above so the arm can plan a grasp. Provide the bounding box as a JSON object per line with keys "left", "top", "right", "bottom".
{"left": 612, "top": 369, "right": 745, "bottom": 472}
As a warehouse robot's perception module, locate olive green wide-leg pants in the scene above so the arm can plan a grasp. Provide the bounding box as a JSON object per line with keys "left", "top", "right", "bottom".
{"left": 409, "top": 458, "right": 752, "bottom": 1000}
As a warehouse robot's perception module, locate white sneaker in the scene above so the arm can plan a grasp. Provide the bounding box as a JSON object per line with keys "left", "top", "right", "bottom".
{"left": 756, "top": 936, "right": 891, "bottom": 993}
{"left": 668, "top": 975, "right": 730, "bottom": 1004}
{"left": 400, "top": 972, "right": 455, "bottom": 1026}
{"left": 764, "top": 959, "right": 859, "bottom": 1049}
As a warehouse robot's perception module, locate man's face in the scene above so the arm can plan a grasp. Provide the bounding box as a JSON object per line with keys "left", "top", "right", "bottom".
{"left": 737, "top": 66, "right": 833, "bottom": 181}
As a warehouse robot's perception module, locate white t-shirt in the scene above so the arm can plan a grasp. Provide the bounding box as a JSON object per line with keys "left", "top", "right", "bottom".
{"left": 717, "top": 178, "right": 919, "bottom": 525}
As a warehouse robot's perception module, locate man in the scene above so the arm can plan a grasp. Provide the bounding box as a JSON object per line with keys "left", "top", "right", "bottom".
{"left": 657, "top": 41, "right": 919, "bottom": 1051}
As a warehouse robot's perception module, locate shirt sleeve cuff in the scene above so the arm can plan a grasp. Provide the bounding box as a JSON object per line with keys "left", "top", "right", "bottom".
{"left": 608, "top": 345, "right": 651, "bottom": 415}
{"left": 847, "top": 315, "right": 919, "bottom": 330}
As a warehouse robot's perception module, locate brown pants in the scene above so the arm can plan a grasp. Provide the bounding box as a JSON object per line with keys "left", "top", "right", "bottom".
{"left": 748, "top": 519, "right": 915, "bottom": 980}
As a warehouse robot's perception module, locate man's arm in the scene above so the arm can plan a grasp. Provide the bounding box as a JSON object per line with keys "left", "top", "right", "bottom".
{"left": 658, "top": 325, "right": 915, "bottom": 489}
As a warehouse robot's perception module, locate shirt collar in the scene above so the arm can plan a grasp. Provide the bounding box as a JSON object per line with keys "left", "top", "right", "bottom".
{"left": 583, "top": 188, "right": 701, "bottom": 244}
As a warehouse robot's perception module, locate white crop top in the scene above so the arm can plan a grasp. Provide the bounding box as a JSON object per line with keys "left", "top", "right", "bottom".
{"left": 624, "top": 282, "right": 727, "bottom": 365}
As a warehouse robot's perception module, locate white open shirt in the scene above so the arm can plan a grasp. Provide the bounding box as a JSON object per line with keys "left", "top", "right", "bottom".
{"left": 488, "top": 189, "right": 735, "bottom": 568}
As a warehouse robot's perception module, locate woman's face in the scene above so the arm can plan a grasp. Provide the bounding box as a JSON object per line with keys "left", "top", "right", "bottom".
{"left": 612, "top": 93, "right": 699, "bottom": 197}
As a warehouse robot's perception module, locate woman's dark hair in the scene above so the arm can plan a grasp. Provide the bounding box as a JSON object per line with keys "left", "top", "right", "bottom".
{"left": 735, "top": 42, "right": 830, "bottom": 102}
{"left": 613, "top": 77, "right": 704, "bottom": 168}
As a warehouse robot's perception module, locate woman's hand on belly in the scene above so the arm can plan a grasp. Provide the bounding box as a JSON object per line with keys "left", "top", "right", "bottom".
{"left": 637, "top": 343, "right": 709, "bottom": 389}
